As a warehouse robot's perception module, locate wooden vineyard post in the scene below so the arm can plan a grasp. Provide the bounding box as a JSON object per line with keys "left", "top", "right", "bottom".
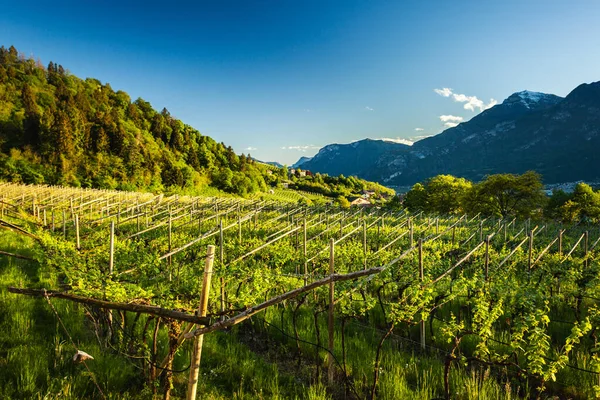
{"left": 186, "top": 245, "right": 215, "bottom": 400}
{"left": 62, "top": 210, "right": 66, "bottom": 239}
{"left": 528, "top": 230, "right": 534, "bottom": 270}
{"left": 168, "top": 211, "right": 173, "bottom": 282}
{"left": 558, "top": 229, "right": 563, "bottom": 256}
{"left": 418, "top": 239, "right": 425, "bottom": 350}
{"left": 75, "top": 214, "right": 80, "bottom": 250}
{"left": 51, "top": 209, "right": 55, "bottom": 232}
{"left": 451, "top": 226, "right": 456, "bottom": 245}
{"left": 108, "top": 221, "right": 115, "bottom": 336}
{"left": 254, "top": 205, "right": 258, "bottom": 230}
{"left": 238, "top": 205, "right": 242, "bottom": 244}
{"left": 109, "top": 221, "right": 115, "bottom": 275}
{"left": 503, "top": 222, "right": 507, "bottom": 242}
{"left": 479, "top": 220, "right": 483, "bottom": 242}
{"left": 484, "top": 235, "right": 490, "bottom": 281}
{"left": 584, "top": 231, "right": 589, "bottom": 268}
{"left": 219, "top": 221, "right": 225, "bottom": 320}
{"left": 328, "top": 238, "right": 335, "bottom": 385}
{"left": 339, "top": 218, "right": 343, "bottom": 239}
{"left": 302, "top": 219, "right": 307, "bottom": 278}
{"left": 409, "top": 218, "right": 414, "bottom": 248}
{"left": 43, "top": 209, "right": 47, "bottom": 227}
{"left": 363, "top": 219, "right": 367, "bottom": 269}
{"left": 435, "top": 217, "right": 439, "bottom": 235}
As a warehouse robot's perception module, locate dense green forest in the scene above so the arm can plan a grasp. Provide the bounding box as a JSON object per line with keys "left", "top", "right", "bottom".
{"left": 0, "top": 45, "right": 392, "bottom": 200}
{"left": 0, "top": 45, "right": 271, "bottom": 195}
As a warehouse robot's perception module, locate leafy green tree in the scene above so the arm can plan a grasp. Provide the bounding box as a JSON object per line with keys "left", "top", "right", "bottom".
{"left": 403, "top": 183, "right": 427, "bottom": 212}
{"left": 424, "top": 174, "right": 471, "bottom": 214}
{"left": 465, "top": 171, "right": 545, "bottom": 218}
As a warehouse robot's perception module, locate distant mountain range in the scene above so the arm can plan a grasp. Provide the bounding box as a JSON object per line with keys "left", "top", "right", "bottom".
{"left": 297, "top": 83, "right": 600, "bottom": 186}
{"left": 291, "top": 156, "right": 312, "bottom": 168}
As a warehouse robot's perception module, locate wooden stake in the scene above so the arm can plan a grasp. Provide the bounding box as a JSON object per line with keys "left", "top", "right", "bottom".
{"left": 558, "top": 229, "right": 563, "bottom": 256}
{"left": 303, "top": 219, "right": 307, "bottom": 278}
{"left": 109, "top": 221, "right": 115, "bottom": 275}
{"left": 219, "top": 221, "right": 225, "bottom": 320}
{"left": 62, "top": 209, "right": 66, "bottom": 239}
{"left": 484, "top": 235, "right": 490, "bottom": 281}
{"left": 419, "top": 239, "right": 425, "bottom": 350}
{"left": 168, "top": 211, "right": 173, "bottom": 282}
{"left": 363, "top": 219, "right": 367, "bottom": 270}
{"left": 528, "top": 230, "right": 533, "bottom": 270}
{"left": 186, "top": 245, "right": 215, "bottom": 400}
{"left": 584, "top": 231, "right": 589, "bottom": 268}
{"left": 75, "top": 214, "right": 80, "bottom": 250}
{"left": 409, "top": 218, "right": 414, "bottom": 248}
{"left": 479, "top": 220, "right": 483, "bottom": 242}
{"left": 328, "top": 238, "right": 335, "bottom": 385}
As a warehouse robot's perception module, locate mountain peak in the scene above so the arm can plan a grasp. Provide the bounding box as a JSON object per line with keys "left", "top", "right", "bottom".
{"left": 502, "top": 90, "right": 562, "bottom": 110}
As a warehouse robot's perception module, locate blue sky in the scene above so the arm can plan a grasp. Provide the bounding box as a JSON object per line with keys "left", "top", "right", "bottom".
{"left": 2, "top": 0, "right": 600, "bottom": 165}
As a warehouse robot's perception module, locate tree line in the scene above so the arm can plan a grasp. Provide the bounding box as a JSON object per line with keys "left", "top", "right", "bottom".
{"left": 397, "top": 171, "right": 600, "bottom": 223}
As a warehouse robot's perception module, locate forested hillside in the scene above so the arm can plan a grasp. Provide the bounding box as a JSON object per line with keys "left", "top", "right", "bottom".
{"left": 0, "top": 45, "right": 270, "bottom": 195}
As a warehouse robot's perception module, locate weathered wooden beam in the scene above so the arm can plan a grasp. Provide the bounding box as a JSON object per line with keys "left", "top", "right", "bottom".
{"left": 7, "top": 287, "right": 210, "bottom": 325}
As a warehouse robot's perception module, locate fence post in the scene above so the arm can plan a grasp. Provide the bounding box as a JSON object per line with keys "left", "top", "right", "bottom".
{"left": 168, "top": 210, "right": 173, "bottom": 282}
{"left": 363, "top": 219, "right": 367, "bottom": 269}
{"left": 558, "top": 229, "right": 563, "bottom": 256}
{"left": 584, "top": 231, "right": 589, "bottom": 268}
{"left": 419, "top": 239, "right": 425, "bottom": 350}
{"left": 328, "top": 238, "right": 335, "bottom": 385}
{"left": 528, "top": 230, "right": 534, "bottom": 270}
{"left": 75, "top": 214, "right": 80, "bottom": 250}
{"left": 219, "top": 221, "right": 225, "bottom": 320}
{"left": 485, "top": 235, "right": 490, "bottom": 281}
{"left": 409, "top": 218, "right": 414, "bottom": 248}
{"left": 186, "top": 245, "right": 215, "bottom": 400}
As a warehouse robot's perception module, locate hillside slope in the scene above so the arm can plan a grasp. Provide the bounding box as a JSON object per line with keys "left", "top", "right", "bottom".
{"left": 0, "top": 45, "right": 268, "bottom": 195}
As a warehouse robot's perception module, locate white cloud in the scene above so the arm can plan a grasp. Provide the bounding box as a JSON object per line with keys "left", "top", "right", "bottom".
{"left": 434, "top": 87, "right": 453, "bottom": 97}
{"left": 415, "top": 128, "right": 424, "bottom": 131}
{"left": 439, "top": 115, "right": 464, "bottom": 123}
{"left": 375, "top": 134, "right": 434, "bottom": 146}
{"left": 439, "top": 115, "right": 463, "bottom": 129}
{"left": 379, "top": 138, "right": 414, "bottom": 146}
{"left": 485, "top": 98, "right": 498, "bottom": 109}
{"left": 281, "top": 145, "right": 321, "bottom": 152}
{"left": 303, "top": 109, "right": 312, "bottom": 112}
{"left": 245, "top": 147, "right": 257, "bottom": 151}
{"left": 365, "top": 106, "right": 374, "bottom": 111}
{"left": 435, "top": 87, "right": 497, "bottom": 112}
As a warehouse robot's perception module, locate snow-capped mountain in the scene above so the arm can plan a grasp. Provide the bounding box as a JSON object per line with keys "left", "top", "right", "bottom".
{"left": 297, "top": 82, "right": 600, "bottom": 186}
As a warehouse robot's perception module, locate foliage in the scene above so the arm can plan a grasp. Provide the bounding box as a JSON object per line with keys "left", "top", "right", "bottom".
{"left": 0, "top": 46, "right": 272, "bottom": 196}
{"left": 545, "top": 183, "right": 600, "bottom": 223}
{"left": 403, "top": 175, "right": 471, "bottom": 214}
{"left": 464, "top": 171, "right": 546, "bottom": 218}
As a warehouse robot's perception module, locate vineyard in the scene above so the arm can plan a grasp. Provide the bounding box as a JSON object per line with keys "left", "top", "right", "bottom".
{"left": 1, "top": 181, "right": 600, "bottom": 400}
